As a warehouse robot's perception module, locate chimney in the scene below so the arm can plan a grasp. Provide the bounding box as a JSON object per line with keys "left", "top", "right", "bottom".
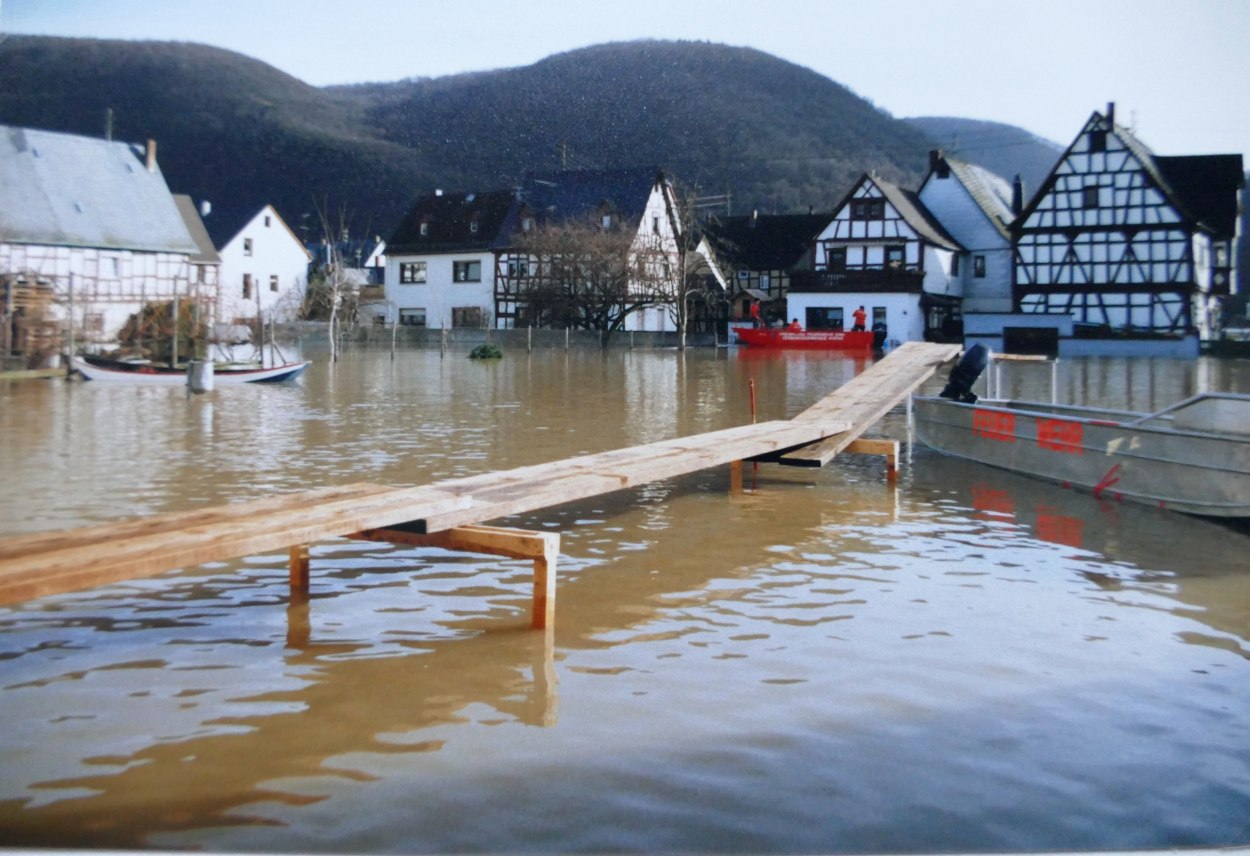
{"left": 929, "top": 149, "right": 941, "bottom": 172}
{"left": 145, "top": 139, "right": 157, "bottom": 173}
{"left": 1011, "top": 175, "right": 1025, "bottom": 216}
{"left": 1106, "top": 101, "right": 1116, "bottom": 127}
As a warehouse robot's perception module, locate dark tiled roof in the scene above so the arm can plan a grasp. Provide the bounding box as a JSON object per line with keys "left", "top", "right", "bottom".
{"left": 1154, "top": 154, "right": 1245, "bottom": 239}
{"left": 387, "top": 189, "right": 519, "bottom": 254}
{"left": 521, "top": 166, "right": 664, "bottom": 230}
{"left": 704, "top": 212, "right": 831, "bottom": 270}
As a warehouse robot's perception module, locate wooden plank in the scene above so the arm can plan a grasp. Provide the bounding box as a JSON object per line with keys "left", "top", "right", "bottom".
{"left": 0, "top": 486, "right": 472, "bottom": 605}
{"left": 779, "top": 342, "right": 960, "bottom": 467}
{"left": 416, "top": 418, "right": 851, "bottom": 532}
{"left": 844, "top": 438, "right": 899, "bottom": 457}
{"left": 0, "top": 482, "right": 398, "bottom": 563}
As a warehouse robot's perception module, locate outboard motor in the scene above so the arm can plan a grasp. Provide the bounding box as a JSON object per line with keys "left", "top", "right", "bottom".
{"left": 939, "top": 344, "right": 988, "bottom": 403}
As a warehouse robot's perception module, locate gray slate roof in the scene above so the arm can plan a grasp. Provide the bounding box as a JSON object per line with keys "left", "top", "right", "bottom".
{"left": 870, "top": 176, "right": 964, "bottom": 252}
{"left": 0, "top": 125, "right": 198, "bottom": 254}
{"left": 943, "top": 156, "right": 1015, "bottom": 240}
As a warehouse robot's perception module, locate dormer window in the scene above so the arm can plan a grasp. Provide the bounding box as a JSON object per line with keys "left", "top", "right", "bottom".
{"left": 522, "top": 216, "right": 535, "bottom": 232}
{"left": 419, "top": 221, "right": 430, "bottom": 236}
{"left": 851, "top": 198, "right": 885, "bottom": 220}
{"left": 602, "top": 214, "right": 613, "bottom": 230}
{"left": 469, "top": 220, "right": 479, "bottom": 234}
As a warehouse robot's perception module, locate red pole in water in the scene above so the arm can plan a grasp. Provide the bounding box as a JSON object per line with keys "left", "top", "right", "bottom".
{"left": 748, "top": 379, "right": 757, "bottom": 423}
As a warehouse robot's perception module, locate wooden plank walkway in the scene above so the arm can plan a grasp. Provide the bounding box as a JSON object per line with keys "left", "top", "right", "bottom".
{"left": 0, "top": 341, "right": 960, "bottom": 622}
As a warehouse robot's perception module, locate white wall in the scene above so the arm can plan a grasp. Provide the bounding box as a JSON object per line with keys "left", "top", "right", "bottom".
{"left": 785, "top": 291, "right": 923, "bottom": 346}
{"left": 384, "top": 251, "right": 495, "bottom": 329}
{"left": 217, "top": 206, "right": 310, "bottom": 326}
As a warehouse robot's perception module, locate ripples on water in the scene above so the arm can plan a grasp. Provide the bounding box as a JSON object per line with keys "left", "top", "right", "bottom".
{"left": 1, "top": 346, "right": 1248, "bottom": 852}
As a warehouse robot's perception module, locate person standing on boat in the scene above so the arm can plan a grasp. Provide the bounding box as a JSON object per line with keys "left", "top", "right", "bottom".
{"left": 852, "top": 306, "right": 867, "bottom": 332}
{"left": 787, "top": 318, "right": 803, "bottom": 331}
{"left": 749, "top": 299, "right": 763, "bottom": 328}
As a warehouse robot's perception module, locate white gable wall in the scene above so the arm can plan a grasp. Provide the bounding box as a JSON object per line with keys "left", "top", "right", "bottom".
{"left": 217, "top": 206, "right": 310, "bottom": 326}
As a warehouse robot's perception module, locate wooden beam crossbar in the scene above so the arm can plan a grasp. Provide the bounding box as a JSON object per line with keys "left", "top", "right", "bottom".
{"left": 351, "top": 525, "right": 560, "bottom": 629}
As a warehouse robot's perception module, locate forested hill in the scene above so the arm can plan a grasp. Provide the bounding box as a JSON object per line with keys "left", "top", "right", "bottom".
{"left": 0, "top": 35, "right": 1053, "bottom": 238}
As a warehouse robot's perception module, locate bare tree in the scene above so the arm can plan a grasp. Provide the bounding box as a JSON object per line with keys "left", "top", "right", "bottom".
{"left": 304, "top": 202, "right": 359, "bottom": 362}
{"left": 513, "top": 219, "right": 668, "bottom": 343}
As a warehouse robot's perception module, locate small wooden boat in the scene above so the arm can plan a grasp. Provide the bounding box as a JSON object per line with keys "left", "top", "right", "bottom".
{"left": 733, "top": 326, "right": 875, "bottom": 350}
{"left": 913, "top": 389, "right": 1250, "bottom": 518}
{"left": 72, "top": 355, "right": 310, "bottom": 384}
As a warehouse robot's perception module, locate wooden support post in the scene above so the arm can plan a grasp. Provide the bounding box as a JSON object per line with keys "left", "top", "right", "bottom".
{"left": 845, "top": 438, "right": 900, "bottom": 481}
{"left": 289, "top": 543, "right": 310, "bottom": 598}
{"left": 729, "top": 459, "right": 743, "bottom": 494}
{"left": 351, "top": 524, "right": 560, "bottom": 629}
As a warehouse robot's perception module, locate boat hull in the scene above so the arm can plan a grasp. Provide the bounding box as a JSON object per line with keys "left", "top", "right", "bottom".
{"left": 73, "top": 356, "right": 309, "bottom": 384}
{"left": 913, "top": 395, "right": 1250, "bottom": 518}
{"left": 733, "top": 327, "right": 874, "bottom": 350}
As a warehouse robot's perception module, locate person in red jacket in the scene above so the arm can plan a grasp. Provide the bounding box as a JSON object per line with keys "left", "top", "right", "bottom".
{"left": 852, "top": 305, "right": 867, "bottom": 332}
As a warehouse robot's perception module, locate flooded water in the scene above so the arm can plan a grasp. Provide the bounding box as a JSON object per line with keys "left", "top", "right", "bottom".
{"left": 1, "top": 345, "right": 1249, "bottom": 853}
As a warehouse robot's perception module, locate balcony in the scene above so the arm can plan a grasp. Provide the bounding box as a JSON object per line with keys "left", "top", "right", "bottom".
{"left": 788, "top": 269, "right": 924, "bottom": 294}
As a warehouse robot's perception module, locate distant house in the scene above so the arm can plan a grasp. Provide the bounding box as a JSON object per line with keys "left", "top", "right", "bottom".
{"left": 205, "top": 204, "right": 312, "bottom": 332}
{"left": 1005, "top": 103, "right": 1243, "bottom": 356}
{"left": 0, "top": 125, "right": 201, "bottom": 346}
{"left": 704, "top": 210, "right": 830, "bottom": 327}
{"left": 790, "top": 173, "right": 963, "bottom": 343}
{"left": 385, "top": 168, "right": 701, "bottom": 332}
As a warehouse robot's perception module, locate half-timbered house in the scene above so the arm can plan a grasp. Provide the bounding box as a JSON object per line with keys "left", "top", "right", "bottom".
{"left": 704, "top": 210, "right": 830, "bottom": 327}
{"left": 789, "top": 173, "right": 964, "bottom": 343}
{"left": 0, "top": 125, "right": 201, "bottom": 348}
{"left": 1011, "top": 103, "right": 1243, "bottom": 356}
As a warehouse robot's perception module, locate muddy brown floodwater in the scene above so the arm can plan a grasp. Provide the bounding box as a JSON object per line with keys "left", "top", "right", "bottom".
{"left": 1, "top": 345, "right": 1248, "bottom": 853}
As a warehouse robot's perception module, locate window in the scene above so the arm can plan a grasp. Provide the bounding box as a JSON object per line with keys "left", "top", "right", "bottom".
{"left": 851, "top": 198, "right": 885, "bottom": 220}
{"left": 885, "top": 246, "right": 905, "bottom": 269}
{"left": 242, "top": 274, "right": 253, "bottom": 299}
{"left": 652, "top": 216, "right": 661, "bottom": 235}
{"left": 1082, "top": 185, "right": 1100, "bottom": 209}
{"left": 452, "top": 306, "right": 483, "bottom": 328}
{"left": 419, "top": 221, "right": 430, "bottom": 236}
{"left": 602, "top": 214, "right": 613, "bottom": 230}
{"left": 398, "top": 308, "right": 426, "bottom": 327}
{"left": 264, "top": 215, "right": 272, "bottom": 227}
{"left": 507, "top": 257, "right": 530, "bottom": 278}
{"left": 973, "top": 255, "right": 986, "bottom": 278}
{"left": 469, "top": 220, "right": 479, "bottom": 233}
{"left": 805, "top": 306, "right": 844, "bottom": 331}
{"left": 243, "top": 238, "right": 253, "bottom": 256}
{"left": 951, "top": 254, "right": 960, "bottom": 276}
{"left": 399, "top": 261, "right": 427, "bottom": 284}
{"left": 1089, "top": 129, "right": 1107, "bottom": 152}
{"left": 521, "top": 216, "right": 535, "bottom": 232}
{"left": 872, "top": 307, "right": 887, "bottom": 328}
{"left": 269, "top": 275, "right": 279, "bottom": 292}
{"left": 827, "top": 247, "right": 847, "bottom": 272}
{"left": 453, "top": 260, "right": 481, "bottom": 282}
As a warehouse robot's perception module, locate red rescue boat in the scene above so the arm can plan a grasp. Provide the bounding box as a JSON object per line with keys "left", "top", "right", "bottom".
{"left": 733, "top": 327, "right": 875, "bottom": 350}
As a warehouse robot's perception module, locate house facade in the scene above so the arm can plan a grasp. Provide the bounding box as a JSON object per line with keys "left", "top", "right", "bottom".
{"left": 789, "top": 173, "right": 963, "bottom": 344}
{"left": 210, "top": 204, "right": 311, "bottom": 330}
{"left": 0, "top": 125, "right": 201, "bottom": 349}
{"left": 385, "top": 168, "right": 697, "bottom": 332}
{"left": 1009, "top": 104, "right": 1243, "bottom": 356}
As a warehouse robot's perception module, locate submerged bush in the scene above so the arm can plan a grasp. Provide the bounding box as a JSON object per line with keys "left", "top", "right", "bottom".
{"left": 469, "top": 343, "right": 503, "bottom": 360}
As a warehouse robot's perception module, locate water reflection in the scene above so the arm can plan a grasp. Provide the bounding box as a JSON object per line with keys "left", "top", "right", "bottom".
{"left": 1, "top": 347, "right": 1249, "bottom": 851}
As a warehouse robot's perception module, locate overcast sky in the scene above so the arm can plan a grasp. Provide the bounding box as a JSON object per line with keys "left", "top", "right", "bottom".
{"left": 4, "top": 0, "right": 1249, "bottom": 164}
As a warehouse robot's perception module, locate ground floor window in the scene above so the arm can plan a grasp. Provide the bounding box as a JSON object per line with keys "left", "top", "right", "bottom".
{"left": 399, "top": 308, "right": 426, "bottom": 327}
{"left": 452, "top": 306, "right": 483, "bottom": 328}
{"left": 805, "top": 306, "right": 844, "bottom": 330}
